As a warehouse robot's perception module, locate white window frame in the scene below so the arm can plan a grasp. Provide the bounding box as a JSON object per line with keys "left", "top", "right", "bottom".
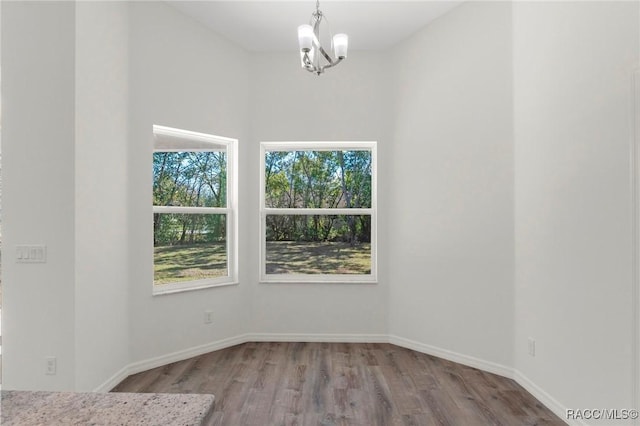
{"left": 153, "top": 125, "right": 238, "bottom": 295}
{"left": 259, "top": 141, "right": 377, "bottom": 283}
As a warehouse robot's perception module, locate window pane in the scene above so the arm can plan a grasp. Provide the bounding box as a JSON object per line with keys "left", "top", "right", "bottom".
{"left": 265, "top": 215, "right": 371, "bottom": 275}
{"left": 154, "top": 213, "right": 227, "bottom": 285}
{"left": 154, "top": 151, "right": 227, "bottom": 208}
{"left": 265, "top": 150, "right": 372, "bottom": 208}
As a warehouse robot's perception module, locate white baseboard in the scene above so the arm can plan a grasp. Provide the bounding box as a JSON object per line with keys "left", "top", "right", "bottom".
{"left": 512, "top": 370, "right": 580, "bottom": 426}
{"left": 126, "top": 334, "right": 249, "bottom": 378}
{"left": 93, "top": 333, "right": 385, "bottom": 392}
{"left": 93, "top": 365, "right": 132, "bottom": 393}
{"left": 248, "top": 333, "right": 388, "bottom": 343}
{"left": 93, "top": 334, "right": 249, "bottom": 392}
{"left": 388, "top": 335, "right": 579, "bottom": 426}
{"left": 388, "top": 334, "right": 514, "bottom": 379}
{"left": 94, "top": 332, "right": 586, "bottom": 426}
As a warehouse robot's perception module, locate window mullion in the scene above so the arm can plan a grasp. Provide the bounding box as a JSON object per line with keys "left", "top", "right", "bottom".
{"left": 153, "top": 206, "right": 230, "bottom": 215}
{"left": 263, "top": 208, "right": 372, "bottom": 216}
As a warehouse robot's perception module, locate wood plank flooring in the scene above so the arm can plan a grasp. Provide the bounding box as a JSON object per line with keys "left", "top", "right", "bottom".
{"left": 112, "top": 342, "right": 565, "bottom": 426}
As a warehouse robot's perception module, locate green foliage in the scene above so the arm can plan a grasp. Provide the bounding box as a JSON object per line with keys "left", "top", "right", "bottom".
{"left": 265, "top": 150, "right": 372, "bottom": 244}
{"left": 153, "top": 151, "right": 227, "bottom": 246}
{"left": 154, "top": 213, "right": 226, "bottom": 246}
{"left": 265, "top": 215, "right": 370, "bottom": 243}
{"left": 154, "top": 151, "right": 226, "bottom": 208}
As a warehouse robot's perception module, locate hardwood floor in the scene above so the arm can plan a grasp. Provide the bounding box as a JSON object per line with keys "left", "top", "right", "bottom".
{"left": 112, "top": 342, "right": 565, "bottom": 426}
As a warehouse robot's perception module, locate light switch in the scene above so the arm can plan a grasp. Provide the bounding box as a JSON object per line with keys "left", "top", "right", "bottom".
{"left": 16, "top": 245, "right": 47, "bottom": 263}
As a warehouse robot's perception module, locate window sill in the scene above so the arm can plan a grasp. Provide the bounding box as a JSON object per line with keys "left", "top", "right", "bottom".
{"left": 153, "top": 280, "right": 239, "bottom": 296}
{"left": 259, "top": 276, "right": 378, "bottom": 285}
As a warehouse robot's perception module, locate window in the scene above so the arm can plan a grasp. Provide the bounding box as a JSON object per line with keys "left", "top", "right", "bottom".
{"left": 153, "top": 125, "right": 237, "bottom": 294}
{"left": 260, "top": 141, "right": 377, "bottom": 283}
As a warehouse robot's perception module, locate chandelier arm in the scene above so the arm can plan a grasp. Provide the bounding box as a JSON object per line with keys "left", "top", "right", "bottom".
{"left": 312, "top": 15, "right": 322, "bottom": 40}
{"left": 303, "top": 64, "right": 322, "bottom": 74}
{"left": 301, "top": 53, "right": 316, "bottom": 72}
{"left": 301, "top": 53, "right": 311, "bottom": 67}
{"left": 311, "top": 13, "right": 334, "bottom": 66}
{"left": 321, "top": 57, "right": 343, "bottom": 70}
{"left": 317, "top": 45, "right": 333, "bottom": 64}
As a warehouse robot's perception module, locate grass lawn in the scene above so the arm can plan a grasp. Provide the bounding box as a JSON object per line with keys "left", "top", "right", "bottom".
{"left": 154, "top": 242, "right": 227, "bottom": 285}
{"left": 155, "top": 241, "right": 371, "bottom": 284}
{"left": 266, "top": 241, "right": 371, "bottom": 275}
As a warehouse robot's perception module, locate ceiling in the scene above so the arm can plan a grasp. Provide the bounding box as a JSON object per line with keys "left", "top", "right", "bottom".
{"left": 166, "top": 1, "right": 464, "bottom": 52}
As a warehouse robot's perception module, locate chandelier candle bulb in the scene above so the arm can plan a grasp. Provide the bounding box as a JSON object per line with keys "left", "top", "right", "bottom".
{"left": 298, "top": 25, "right": 314, "bottom": 52}
{"left": 333, "top": 34, "right": 348, "bottom": 59}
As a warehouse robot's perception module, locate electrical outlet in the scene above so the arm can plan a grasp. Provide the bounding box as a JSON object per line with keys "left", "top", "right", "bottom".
{"left": 45, "top": 357, "right": 57, "bottom": 375}
{"left": 204, "top": 311, "right": 213, "bottom": 324}
{"left": 528, "top": 338, "right": 536, "bottom": 357}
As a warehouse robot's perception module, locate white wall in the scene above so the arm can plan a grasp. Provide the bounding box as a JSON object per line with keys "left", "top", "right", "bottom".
{"left": 248, "top": 52, "right": 392, "bottom": 337}
{"left": 2, "top": 2, "right": 77, "bottom": 390}
{"left": 126, "top": 2, "right": 251, "bottom": 363}
{"left": 513, "top": 1, "right": 640, "bottom": 421}
{"left": 75, "top": 1, "right": 130, "bottom": 391}
{"left": 2, "top": 1, "right": 132, "bottom": 392}
{"left": 388, "top": 1, "right": 515, "bottom": 369}
{"left": 3, "top": 4, "right": 638, "bottom": 418}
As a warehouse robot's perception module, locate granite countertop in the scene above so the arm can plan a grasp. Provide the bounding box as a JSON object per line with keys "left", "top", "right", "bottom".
{"left": 1, "top": 390, "right": 215, "bottom": 425}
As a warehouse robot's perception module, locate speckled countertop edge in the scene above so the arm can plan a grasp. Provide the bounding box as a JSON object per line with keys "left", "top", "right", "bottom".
{"left": 1, "top": 390, "right": 215, "bottom": 426}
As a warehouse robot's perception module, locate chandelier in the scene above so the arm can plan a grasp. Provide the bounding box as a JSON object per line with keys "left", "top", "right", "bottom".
{"left": 297, "top": 0, "right": 348, "bottom": 75}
